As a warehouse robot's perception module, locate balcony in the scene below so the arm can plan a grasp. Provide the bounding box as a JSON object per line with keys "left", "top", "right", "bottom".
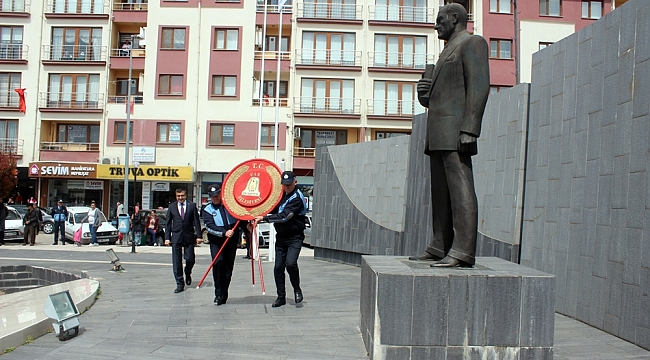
{"left": 0, "top": 139, "right": 24, "bottom": 156}
{"left": 0, "top": 0, "right": 30, "bottom": 16}
{"left": 368, "top": 52, "right": 434, "bottom": 73}
{"left": 113, "top": 1, "right": 147, "bottom": 22}
{"left": 294, "top": 147, "right": 316, "bottom": 157}
{"left": 254, "top": 51, "right": 290, "bottom": 71}
{"left": 256, "top": 4, "right": 292, "bottom": 12}
{"left": 41, "top": 142, "right": 99, "bottom": 151}
{"left": 295, "top": 49, "right": 362, "bottom": 70}
{"left": 252, "top": 97, "right": 288, "bottom": 107}
{"left": 296, "top": 2, "right": 362, "bottom": 23}
{"left": 294, "top": 97, "right": 361, "bottom": 117}
{"left": 0, "top": 91, "right": 19, "bottom": 110}
{"left": 109, "top": 48, "right": 146, "bottom": 69}
{"left": 39, "top": 92, "right": 105, "bottom": 113}
{"left": 368, "top": 5, "right": 435, "bottom": 26}
{"left": 44, "top": 0, "right": 110, "bottom": 18}
{"left": 42, "top": 45, "right": 107, "bottom": 65}
{"left": 107, "top": 95, "right": 144, "bottom": 104}
{"left": 113, "top": 1, "right": 148, "bottom": 10}
{"left": 0, "top": 44, "right": 28, "bottom": 63}
{"left": 40, "top": 142, "right": 99, "bottom": 162}
{"left": 366, "top": 99, "right": 425, "bottom": 119}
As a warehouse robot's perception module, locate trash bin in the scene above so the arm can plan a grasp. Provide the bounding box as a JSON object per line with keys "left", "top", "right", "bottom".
{"left": 118, "top": 214, "right": 130, "bottom": 234}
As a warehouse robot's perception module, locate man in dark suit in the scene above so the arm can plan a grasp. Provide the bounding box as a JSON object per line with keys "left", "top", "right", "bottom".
{"left": 409, "top": 3, "right": 489, "bottom": 268}
{"left": 165, "top": 188, "right": 202, "bottom": 293}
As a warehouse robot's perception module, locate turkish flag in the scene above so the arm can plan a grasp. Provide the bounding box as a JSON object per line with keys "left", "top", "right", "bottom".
{"left": 125, "top": 98, "right": 134, "bottom": 115}
{"left": 14, "top": 88, "right": 26, "bottom": 113}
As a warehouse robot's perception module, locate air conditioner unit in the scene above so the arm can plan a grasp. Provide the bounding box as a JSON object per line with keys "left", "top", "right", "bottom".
{"left": 111, "top": 157, "right": 120, "bottom": 165}
{"left": 138, "top": 27, "right": 147, "bottom": 46}
{"left": 101, "top": 157, "right": 111, "bottom": 164}
{"left": 294, "top": 127, "right": 301, "bottom": 140}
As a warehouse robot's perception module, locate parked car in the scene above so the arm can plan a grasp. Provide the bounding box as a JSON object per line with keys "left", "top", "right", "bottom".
{"left": 139, "top": 209, "right": 167, "bottom": 245}
{"left": 10, "top": 204, "right": 28, "bottom": 218}
{"left": 3, "top": 206, "right": 24, "bottom": 242}
{"left": 63, "top": 207, "right": 119, "bottom": 245}
{"left": 38, "top": 207, "right": 55, "bottom": 234}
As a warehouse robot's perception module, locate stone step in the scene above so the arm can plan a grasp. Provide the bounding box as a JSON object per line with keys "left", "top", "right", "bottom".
{"left": 0, "top": 271, "right": 33, "bottom": 280}
{"left": 2, "top": 285, "right": 43, "bottom": 294}
{"left": 0, "top": 278, "right": 42, "bottom": 288}
{"left": 0, "top": 265, "right": 27, "bottom": 273}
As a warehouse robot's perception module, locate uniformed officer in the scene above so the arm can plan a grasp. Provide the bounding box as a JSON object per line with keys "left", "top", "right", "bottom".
{"left": 254, "top": 171, "right": 307, "bottom": 308}
{"left": 202, "top": 184, "right": 249, "bottom": 305}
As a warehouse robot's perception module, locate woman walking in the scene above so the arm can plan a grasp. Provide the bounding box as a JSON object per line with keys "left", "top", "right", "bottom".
{"left": 82, "top": 201, "right": 101, "bottom": 246}
{"left": 146, "top": 212, "right": 159, "bottom": 246}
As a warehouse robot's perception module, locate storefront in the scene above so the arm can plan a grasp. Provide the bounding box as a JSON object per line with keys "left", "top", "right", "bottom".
{"left": 28, "top": 162, "right": 108, "bottom": 210}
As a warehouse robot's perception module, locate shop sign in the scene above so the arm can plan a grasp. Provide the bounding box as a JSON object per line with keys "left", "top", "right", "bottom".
{"left": 315, "top": 131, "right": 336, "bottom": 146}
{"left": 169, "top": 124, "right": 181, "bottom": 142}
{"left": 96, "top": 164, "right": 194, "bottom": 182}
{"left": 152, "top": 182, "right": 170, "bottom": 191}
{"left": 133, "top": 147, "right": 156, "bottom": 162}
{"left": 142, "top": 182, "right": 151, "bottom": 209}
{"left": 85, "top": 180, "right": 104, "bottom": 190}
{"left": 28, "top": 162, "right": 97, "bottom": 178}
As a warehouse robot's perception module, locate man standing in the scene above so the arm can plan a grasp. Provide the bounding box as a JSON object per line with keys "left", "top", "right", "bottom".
{"left": 22, "top": 203, "right": 39, "bottom": 246}
{"left": 165, "top": 188, "right": 202, "bottom": 293}
{"left": 254, "top": 171, "right": 307, "bottom": 308}
{"left": 409, "top": 3, "right": 489, "bottom": 267}
{"left": 52, "top": 200, "right": 68, "bottom": 245}
{"left": 202, "top": 184, "right": 249, "bottom": 305}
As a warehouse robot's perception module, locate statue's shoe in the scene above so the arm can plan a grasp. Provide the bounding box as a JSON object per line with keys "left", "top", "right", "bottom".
{"left": 430, "top": 256, "right": 472, "bottom": 268}
{"left": 409, "top": 252, "right": 442, "bottom": 261}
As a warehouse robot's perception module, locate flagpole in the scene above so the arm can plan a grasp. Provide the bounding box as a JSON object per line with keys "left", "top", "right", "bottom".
{"left": 256, "top": 2, "right": 269, "bottom": 158}
{"left": 273, "top": 3, "right": 284, "bottom": 163}
{"left": 123, "top": 37, "right": 133, "bottom": 220}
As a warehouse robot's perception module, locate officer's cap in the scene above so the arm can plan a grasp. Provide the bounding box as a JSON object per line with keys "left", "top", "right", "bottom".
{"left": 208, "top": 184, "right": 221, "bottom": 197}
{"left": 281, "top": 171, "right": 296, "bottom": 185}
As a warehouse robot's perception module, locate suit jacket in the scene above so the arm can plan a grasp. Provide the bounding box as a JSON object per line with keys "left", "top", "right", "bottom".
{"left": 419, "top": 30, "right": 490, "bottom": 155}
{"left": 165, "top": 201, "right": 201, "bottom": 244}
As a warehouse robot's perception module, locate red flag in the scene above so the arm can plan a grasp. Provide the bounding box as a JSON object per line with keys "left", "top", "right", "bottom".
{"left": 14, "top": 88, "right": 26, "bottom": 113}
{"left": 125, "top": 97, "right": 134, "bottom": 115}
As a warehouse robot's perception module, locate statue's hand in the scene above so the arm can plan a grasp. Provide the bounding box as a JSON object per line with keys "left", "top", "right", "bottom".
{"left": 459, "top": 133, "right": 477, "bottom": 154}
{"left": 417, "top": 78, "right": 432, "bottom": 94}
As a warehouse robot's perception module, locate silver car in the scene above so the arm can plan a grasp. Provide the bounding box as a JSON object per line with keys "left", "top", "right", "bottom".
{"left": 63, "top": 207, "right": 119, "bottom": 245}
{"left": 3, "top": 206, "right": 24, "bottom": 242}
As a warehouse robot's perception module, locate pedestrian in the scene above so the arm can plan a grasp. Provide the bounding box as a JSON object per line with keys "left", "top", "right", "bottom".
{"left": 52, "top": 199, "right": 68, "bottom": 245}
{"left": 165, "top": 188, "right": 202, "bottom": 293}
{"left": 0, "top": 201, "right": 7, "bottom": 246}
{"left": 81, "top": 201, "right": 101, "bottom": 246}
{"left": 22, "top": 202, "right": 39, "bottom": 246}
{"left": 15, "top": 192, "right": 22, "bottom": 204}
{"left": 7, "top": 197, "right": 14, "bottom": 204}
{"left": 116, "top": 201, "right": 125, "bottom": 217}
{"left": 27, "top": 196, "right": 36, "bottom": 205}
{"left": 131, "top": 206, "right": 144, "bottom": 245}
{"left": 254, "top": 171, "right": 307, "bottom": 308}
{"left": 202, "top": 184, "right": 251, "bottom": 305}
{"left": 146, "top": 211, "right": 159, "bottom": 246}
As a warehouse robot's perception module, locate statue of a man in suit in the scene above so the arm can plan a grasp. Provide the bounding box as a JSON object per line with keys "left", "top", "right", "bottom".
{"left": 409, "top": 3, "right": 490, "bottom": 267}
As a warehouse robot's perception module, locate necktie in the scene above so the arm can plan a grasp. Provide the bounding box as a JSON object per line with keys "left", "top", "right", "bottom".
{"left": 180, "top": 202, "right": 185, "bottom": 220}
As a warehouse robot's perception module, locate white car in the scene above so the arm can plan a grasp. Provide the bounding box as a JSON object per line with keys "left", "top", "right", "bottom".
{"left": 3, "top": 206, "right": 24, "bottom": 242}
{"left": 63, "top": 207, "right": 119, "bottom": 245}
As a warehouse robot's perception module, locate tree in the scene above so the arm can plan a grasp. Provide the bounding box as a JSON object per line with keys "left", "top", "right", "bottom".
{"left": 0, "top": 153, "right": 18, "bottom": 201}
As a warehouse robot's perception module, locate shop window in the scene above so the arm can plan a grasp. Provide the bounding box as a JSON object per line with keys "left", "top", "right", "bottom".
{"left": 209, "top": 124, "right": 234, "bottom": 145}
{"left": 298, "top": 129, "right": 347, "bottom": 148}
{"left": 161, "top": 28, "right": 186, "bottom": 50}
{"left": 114, "top": 121, "right": 133, "bottom": 142}
{"left": 157, "top": 123, "right": 181, "bottom": 143}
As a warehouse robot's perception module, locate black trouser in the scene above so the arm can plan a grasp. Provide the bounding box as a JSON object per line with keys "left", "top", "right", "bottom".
{"left": 274, "top": 234, "right": 303, "bottom": 298}
{"left": 0, "top": 226, "right": 4, "bottom": 245}
{"left": 23, "top": 225, "right": 37, "bottom": 245}
{"left": 53, "top": 221, "right": 65, "bottom": 244}
{"left": 171, "top": 240, "right": 195, "bottom": 287}
{"left": 210, "top": 236, "right": 238, "bottom": 299}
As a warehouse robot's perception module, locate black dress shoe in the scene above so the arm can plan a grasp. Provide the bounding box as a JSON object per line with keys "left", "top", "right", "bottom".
{"left": 185, "top": 275, "right": 192, "bottom": 286}
{"left": 409, "top": 252, "right": 442, "bottom": 261}
{"left": 174, "top": 286, "right": 184, "bottom": 293}
{"left": 294, "top": 290, "right": 303, "bottom": 304}
{"left": 431, "top": 256, "right": 467, "bottom": 268}
{"left": 272, "top": 297, "right": 286, "bottom": 307}
{"left": 214, "top": 296, "right": 227, "bottom": 306}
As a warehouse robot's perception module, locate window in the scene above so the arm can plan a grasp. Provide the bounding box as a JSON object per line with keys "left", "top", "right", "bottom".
{"left": 158, "top": 75, "right": 183, "bottom": 95}
{"left": 51, "top": 28, "right": 102, "bottom": 61}
{"left": 489, "top": 0, "right": 510, "bottom": 13}
{"left": 157, "top": 123, "right": 181, "bottom": 143}
{"left": 161, "top": 28, "right": 186, "bottom": 50}
{"left": 262, "top": 80, "right": 288, "bottom": 98}
{"left": 373, "top": 0, "right": 427, "bottom": 22}
{"left": 540, "top": 0, "right": 561, "bottom": 16}
{"left": 211, "top": 76, "right": 237, "bottom": 96}
{"left": 375, "top": 131, "right": 409, "bottom": 139}
{"left": 300, "top": 78, "right": 355, "bottom": 114}
{"left": 490, "top": 39, "right": 512, "bottom": 59}
{"left": 303, "top": 0, "right": 358, "bottom": 20}
{"left": 373, "top": 34, "right": 426, "bottom": 68}
{"left": 0, "top": 119, "right": 18, "bottom": 139}
{"left": 116, "top": 78, "right": 142, "bottom": 96}
{"left": 260, "top": 125, "right": 275, "bottom": 145}
{"left": 265, "top": 35, "right": 289, "bottom": 52}
{"left": 214, "top": 29, "right": 238, "bottom": 50}
{"left": 57, "top": 124, "right": 100, "bottom": 143}
{"left": 539, "top": 42, "right": 553, "bottom": 51}
{"left": 372, "top": 81, "right": 425, "bottom": 116}
{"left": 0, "top": 26, "right": 23, "bottom": 60}
{"left": 51, "top": 0, "right": 106, "bottom": 14}
{"left": 301, "top": 32, "right": 356, "bottom": 66}
{"left": 47, "top": 74, "right": 100, "bottom": 108}
{"left": 0, "top": 73, "right": 20, "bottom": 107}
{"left": 582, "top": 1, "right": 602, "bottom": 19}
{"left": 209, "top": 124, "right": 234, "bottom": 145}
{"left": 298, "top": 129, "right": 347, "bottom": 148}
{"left": 1, "top": 0, "right": 26, "bottom": 12}
{"left": 114, "top": 121, "right": 133, "bottom": 142}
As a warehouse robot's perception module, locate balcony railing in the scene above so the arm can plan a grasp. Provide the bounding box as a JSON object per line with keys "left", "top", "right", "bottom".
{"left": 39, "top": 92, "right": 105, "bottom": 110}
{"left": 252, "top": 98, "right": 288, "bottom": 106}
{"left": 297, "top": 2, "right": 362, "bottom": 20}
{"left": 368, "top": 52, "right": 434, "bottom": 69}
{"left": 295, "top": 49, "right": 362, "bottom": 67}
{"left": 366, "top": 99, "right": 425, "bottom": 117}
{"left": 294, "top": 97, "right": 361, "bottom": 115}
{"left": 42, "top": 45, "right": 107, "bottom": 62}
{"left": 0, "top": 0, "right": 30, "bottom": 12}
{"left": 368, "top": 5, "right": 434, "bottom": 23}
{"left": 40, "top": 142, "right": 99, "bottom": 151}
{"left": 254, "top": 51, "right": 291, "bottom": 60}
{"left": 107, "top": 95, "right": 144, "bottom": 104}
{"left": 0, "top": 139, "right": 23, "bottom": 156}
{"left": 256, "top": 4, "right": 292, "bottom": 12}
{"left": 44, "top": 0, "right": 110, "bottom": 14}
{"left": 113, "top": 1, "right": 148, "bottom": 10}
{"left": 0, "top": 91, "right": 19, "bottom": 108}
{"left": 110, "top": 48, "right": 146, "bottom": 57}
{"left": 294, "top": 147, "right": 316, "bottom": 157}
{"left": 0, "top": 44, "right": 28, "bottom": 61}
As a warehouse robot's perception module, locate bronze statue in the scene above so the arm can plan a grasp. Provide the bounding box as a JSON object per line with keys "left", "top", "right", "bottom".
{"left": 409, "top": 3, "right": 490, "bottom": 267}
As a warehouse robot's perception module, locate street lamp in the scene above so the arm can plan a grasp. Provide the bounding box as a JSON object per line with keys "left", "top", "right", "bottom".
{"left": 123, "top": 33, "right": 141, "bottom": 233}
{"left": 131, "top": 161, "right": 140, "bottom": 254}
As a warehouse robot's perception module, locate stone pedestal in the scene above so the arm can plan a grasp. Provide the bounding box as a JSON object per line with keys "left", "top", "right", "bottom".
{"left": 360, "top": 256, "right": 555, "bottom": 360}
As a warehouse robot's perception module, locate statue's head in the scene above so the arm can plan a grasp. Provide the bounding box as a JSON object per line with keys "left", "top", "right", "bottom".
{"left": 434, "top": 3, "right": 468, "bottom": 41}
